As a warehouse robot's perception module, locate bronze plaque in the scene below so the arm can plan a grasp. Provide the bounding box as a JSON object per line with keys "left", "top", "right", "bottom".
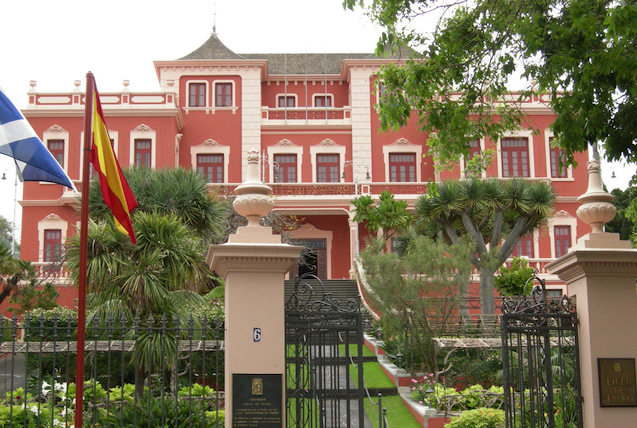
{"left": 232, "top": 374, "right": 283, "bottom": 427}
{"left": 599, "top": 358, "right": 637, "bottom": 407}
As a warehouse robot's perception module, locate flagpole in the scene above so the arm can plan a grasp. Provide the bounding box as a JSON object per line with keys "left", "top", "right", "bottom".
{"left": 74, "top": 72, "right": 94, "bottom": 428}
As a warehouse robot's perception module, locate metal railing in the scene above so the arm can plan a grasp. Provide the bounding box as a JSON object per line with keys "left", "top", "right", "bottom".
{"left": 0, "top": 310, "right": 225, "bottom": 427}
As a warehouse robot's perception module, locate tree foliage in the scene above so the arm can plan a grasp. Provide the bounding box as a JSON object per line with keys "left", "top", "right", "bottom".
{"left": 352, "top": 190, "right": 414, "bottom": 241}
{"left": 345, "top": 0, "right": 637, "bottom": 171}
{"left": 605, "top": 186, "right": 637, "bottom": 245}
{"left": 494, "top": 257, "right": 535, "bottom": 296}
{"left": 361, "top": 235, "right": 473, "bottom": 372}
{"left": 416, "top": 179, "right": 555, "bottom": 314}
{"left": 87, "top": 167, "right": 228, "bottom": 244}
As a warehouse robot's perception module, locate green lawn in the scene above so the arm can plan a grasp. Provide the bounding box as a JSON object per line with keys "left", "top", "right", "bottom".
{"left": 349, "top": 362, "right": 396, "bottom": 389}
{"left": 338, "top": 343, "right": 376, "bottom": 358}
{"left": 364, "top": 394, "right": 422, "bottom": 428}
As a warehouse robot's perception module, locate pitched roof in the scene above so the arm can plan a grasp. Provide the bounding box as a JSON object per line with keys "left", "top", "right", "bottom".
{"left": 179, "top": 33, "right": 414, "bottom": 74}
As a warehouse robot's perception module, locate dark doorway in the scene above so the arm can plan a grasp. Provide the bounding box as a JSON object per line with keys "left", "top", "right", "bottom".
{"left": 291, "top": 239, "right": 327, "bottom": 279}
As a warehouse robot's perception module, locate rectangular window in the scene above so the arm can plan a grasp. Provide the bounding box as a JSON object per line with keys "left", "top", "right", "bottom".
{"left": 314, "top": 95, "right": 332, "bottom": 108}
{"left": 197, "top": 154, "right": 224, "bottom": 183}
{"left": 278, "top": 95, "right": 296, "bottom": 108}
{"left": 501, "top": 137, "right": 529, "bottom": 177}
{"left": 215, "top": 82, "right": 233, "bottom": 107}
{"left": 47, "top": 139, "right": 65, "bottom": 167}
{"left": 468, "top": 139, "right": 481, "bottom": 161}
{"left": 274, "top": 154, "right": 297, "bottom": 183}
{"left": 188, "top": 83, "right": 206, "bottom": 107}
{"left": 550, "top": 146, "right": 567, "bottom": 178}
{"left": 389, "top": 153, "right": 416, "bottom": 182}
{"left": 44, "top": 229, "right": 62, "bottom": 262}
{"left": 512, "top": 234, "right": 534, "bottom": 258}
{"left": 134, "top": 139, "right": 152, "bottom": 167}
{"left": 554, "top": 225, "right": 571, "bottom": 258}
{"left": 316, "top": 154, "right": 340, "bottom": 183}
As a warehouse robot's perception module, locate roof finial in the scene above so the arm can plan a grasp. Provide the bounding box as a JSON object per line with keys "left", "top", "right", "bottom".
{"left": 212, "top": 3, "right": 217, "bottom": 34}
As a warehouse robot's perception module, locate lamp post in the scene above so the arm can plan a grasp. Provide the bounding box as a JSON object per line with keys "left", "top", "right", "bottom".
{"left": 260, "top": 151, "right": 279, "bottom": 183}
{"left": 342, "top": 151, "right": 370, "bottom": 257}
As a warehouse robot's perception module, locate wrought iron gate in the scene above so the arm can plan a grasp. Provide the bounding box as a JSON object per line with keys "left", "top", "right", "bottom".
{"left": 500, "top": 275, "right": 583, "bottom": 428}
{"left": 285, "top": 273, "right": 366, "bottom": 428}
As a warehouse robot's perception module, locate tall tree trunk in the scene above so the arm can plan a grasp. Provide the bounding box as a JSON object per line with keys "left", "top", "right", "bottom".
{"left": 479, "top": 269, "right": 496, "bottom": 315}
{"left": 457, "top": 270, "right": 470, "bottom": 320}
{"left": 135, "top": 365, "right": 147, "bottom": 398}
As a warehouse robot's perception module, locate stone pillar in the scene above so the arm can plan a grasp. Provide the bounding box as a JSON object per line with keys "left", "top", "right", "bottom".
{"left": 547, "top": 160, "right": 637, "bottom": 428}
{"left": 207, "top": 149, "right": 303, "bottom": 428}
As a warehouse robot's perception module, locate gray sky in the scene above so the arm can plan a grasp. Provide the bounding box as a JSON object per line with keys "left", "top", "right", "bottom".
{"left": 0, "top": 0, "right": 634, "bottom": 244}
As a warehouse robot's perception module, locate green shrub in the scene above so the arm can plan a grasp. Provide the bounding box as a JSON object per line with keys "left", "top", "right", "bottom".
{"left": 445, "top": 408, "right": 505, "bottom": 428}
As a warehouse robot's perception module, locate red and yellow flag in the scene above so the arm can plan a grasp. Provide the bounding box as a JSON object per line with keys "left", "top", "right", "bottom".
{"left": 90, "top": 86, "right": 138, "bottom": 244}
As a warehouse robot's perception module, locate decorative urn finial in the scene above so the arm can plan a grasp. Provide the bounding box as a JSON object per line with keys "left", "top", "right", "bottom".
{"left": 576, "top": 160, "right": 617, "bottom": 233}
{"left": 232, "top": 149, "right": 274, "bottom": 227}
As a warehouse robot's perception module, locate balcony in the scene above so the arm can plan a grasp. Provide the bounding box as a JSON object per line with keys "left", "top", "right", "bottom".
{"left": 261, "top": 107, "right": 351, "bottom": 127}
{"left": 209, "top": 182, "right": 430, "bottom": 198}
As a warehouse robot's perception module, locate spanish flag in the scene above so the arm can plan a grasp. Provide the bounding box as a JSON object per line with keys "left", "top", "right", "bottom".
{"left": 90, "top": 85, "right": 137, "bottom": 244}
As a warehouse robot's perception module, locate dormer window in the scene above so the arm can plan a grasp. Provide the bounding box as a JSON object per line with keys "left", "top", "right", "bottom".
{"left": 314, "top": 95, "right": 332, "bottom": 108}
{"left": 188, "top": 82, "right": 207, "bottom": 107}
{"left": 278, "top": 95, "right": 296, "bottom": 108}
{"left": 215, "top": 82, "right": 233, "bottom": 107}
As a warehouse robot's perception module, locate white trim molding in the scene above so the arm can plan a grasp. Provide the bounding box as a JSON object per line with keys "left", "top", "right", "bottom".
{"left": 309, "top": 139, "right": 346, "bottom": 183}
{"left": 267, "top": 139, "right": 303, "bottom": 183}
{"left": 190, "top": 139, "right": 231, "bottom": 183}
{"left": 129, "top": 124, "right": 156, "bottom": 168}
{"left": 382, "top": 138, "right": 423, "bottom": 182}
{"left": 37, "top": 213, "right": 68, "bottom": 263}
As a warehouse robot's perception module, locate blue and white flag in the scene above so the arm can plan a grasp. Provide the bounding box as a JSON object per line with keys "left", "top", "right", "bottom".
{"left": 0, "top": 87, "right": 74, "bottom": 189}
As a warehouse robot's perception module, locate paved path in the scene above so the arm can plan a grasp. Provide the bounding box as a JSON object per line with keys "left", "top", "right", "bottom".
{"left": 0, "top": 353, "right": 27, "bottom": 395}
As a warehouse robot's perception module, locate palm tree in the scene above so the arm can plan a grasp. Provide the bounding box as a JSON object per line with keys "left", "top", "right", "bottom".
{"left": 67, "top": 167, "right": 228, "bottom": 396}
{"left": 416, "top": 178, "right": 556, "bottom": 314}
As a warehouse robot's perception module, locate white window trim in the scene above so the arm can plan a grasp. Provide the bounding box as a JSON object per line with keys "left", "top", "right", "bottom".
{"left": 497, "top": 130, "right": 536, "bottom": 178}
{"left": 276, "top": 93, "right": 298, "bottom": 108}
{"left": 547, "top": 210, "right": 578, "bottom": 259}
{"left": 267, "top": 139, "right": 303, "bottom": 183}
{"left": 190, "top": 139, "right": 230, "bottom": 183}
{"left": 382, "top": 138, "right": 423, "bottom": 182}
{"left": 186, "top": 80, "right": 209, "bottom": 109}
{"left": 129, "top": 124, "right": 156, "bottom": 168}
{"left": 43, "top": 125, "right": 69, "bottom": 181}
{"left": 312, "top": 93, "right": 334, "bottom": 108}
{"left": 79, "top": 130, "right": 118, "bottom": 178}
{"left": 212, "top": 80, "right": 238, "bottom": 113}
{"left": 545, "top": 130, "right": 573, "bottom": 181}
{"left": 310, "top": 139, "right": 346, "bottom": 183}
{"left": 460, "top": 137, "right": 487, "bottom": 179}
{"left": 37, "top": 214, "right": 68, "bottom": 263}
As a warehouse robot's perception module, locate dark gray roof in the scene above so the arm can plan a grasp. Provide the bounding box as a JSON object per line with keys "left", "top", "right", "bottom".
{"left": 179, "top": 33, "right": 414, "bottom": 74}
{"left": 179, "top": 32, "right": 244, "bottom": 60}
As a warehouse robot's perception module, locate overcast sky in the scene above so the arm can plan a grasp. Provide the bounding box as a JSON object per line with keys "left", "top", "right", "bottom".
{"left": 0, "top": 0, "right": 634, "bottom": 243}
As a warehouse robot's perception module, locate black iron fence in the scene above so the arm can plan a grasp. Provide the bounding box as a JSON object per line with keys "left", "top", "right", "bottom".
{"left": 0, "top": 308, "right": 225, "bottom": 427}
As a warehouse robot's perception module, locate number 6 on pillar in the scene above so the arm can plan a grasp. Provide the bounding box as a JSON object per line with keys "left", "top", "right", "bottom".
{"left": 253, "top": 328, "right": 261, "bottom": 342}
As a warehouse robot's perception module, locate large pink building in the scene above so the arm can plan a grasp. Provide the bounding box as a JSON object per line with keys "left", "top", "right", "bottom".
{"left": 16, "top": 33, "right": 590, "bottom": 309}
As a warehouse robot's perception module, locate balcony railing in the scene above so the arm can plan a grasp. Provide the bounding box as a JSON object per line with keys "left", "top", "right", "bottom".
{"left": 210, "top": 182, "right": 430, "bottom": 197}
{"left": 261, "top": 107, "right": 351, "bottom": 124}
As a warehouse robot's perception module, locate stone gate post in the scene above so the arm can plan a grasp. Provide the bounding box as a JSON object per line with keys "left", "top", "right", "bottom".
{"left": 207, "top": 149, "right": 303, "bottom": 428}
{"left": 547, "top": 160, "right": 637, "bottom": 428}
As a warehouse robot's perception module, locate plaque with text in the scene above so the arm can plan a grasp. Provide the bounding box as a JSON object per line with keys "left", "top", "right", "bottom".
{"left": 232, "top": 374, "right": 283, "bottom": 428}
{"left": 598, "top": 358, "right": 637, "bottom": 407}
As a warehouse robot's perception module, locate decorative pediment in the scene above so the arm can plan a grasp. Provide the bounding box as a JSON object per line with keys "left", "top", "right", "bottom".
{"left": 202, "top": 139, "right": 223, "bottom": 147}
{"left": 390, "top": 137, "right": 415, "bottom": 146}
{"left": 42, "top": 213, "right": 63, "bottom": 223}
{"left": 553, "top": 210, "right": 574, "bottom": 219}
{"left": 317, "top": 139, "right": 338, "bottom": 147}
{"left": 45, "top": 125, "right": 66, "bottom": 133}
{"left": 133, "top": 124, "right": 153, "bottom": 133}
{"left": 274, "top": 138, "right": 299, "bottom": 147}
